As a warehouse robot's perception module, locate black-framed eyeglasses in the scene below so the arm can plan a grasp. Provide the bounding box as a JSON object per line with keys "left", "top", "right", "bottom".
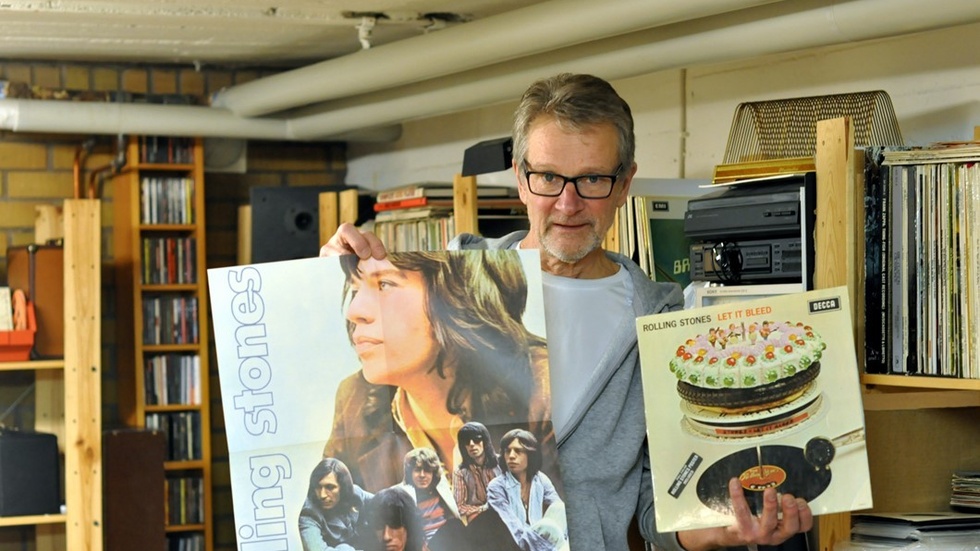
{"left": 463, "top": 436, "right": 484, "bottom": 445}
{"left": 523, "top": 161, "right": 623, "bottom": 199}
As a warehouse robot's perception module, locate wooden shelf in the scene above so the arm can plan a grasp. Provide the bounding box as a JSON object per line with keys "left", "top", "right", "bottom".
{"left": 9, "top": 200, "right": 103, "bottom": 550}
{"left": 862, "top": 374, "right": 980, "bottom": 391}
{"left": 165, "top": 459, "right": 206, "bottom": 471}
{"left": 0, "top": 359, "right": 64, "bottom": 371}
{"left": 0, "top": 514, "right": 67, "bottom": 527}
{"left": 114, "top": 136, "right": 213, "bottom": 551}
{"left": 813, "top": 119, "right": 980, "bottom": 549}
{"left": 166, "top": 523, "right": 206, "bottom": 533}
{"left": 145, "top": 403, "right": 203, "bottom": 413}
{"left": 138, "top": 224, "right": 197, "bottom": 232}
{"left": 140, "top": 283, "right": 198, "bottom": 292}
{"left": 132, "top": 162, "right": 196, "bottom": 172}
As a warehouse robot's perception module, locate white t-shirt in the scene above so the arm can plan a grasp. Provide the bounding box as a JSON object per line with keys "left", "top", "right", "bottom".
{"left": 541, "top": 265, "right": 632, "bottom": 435}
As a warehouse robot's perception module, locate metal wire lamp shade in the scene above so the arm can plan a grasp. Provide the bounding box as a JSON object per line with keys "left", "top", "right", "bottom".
{"left": 722, "top": 90, "right": 904, "bottom": 164}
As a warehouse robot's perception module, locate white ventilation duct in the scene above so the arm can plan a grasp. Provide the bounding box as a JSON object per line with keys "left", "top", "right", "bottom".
{"left": 0, "top": 100, "right": 290, "bottom": 139}
{"left": 1, "top": 0, "right": 979, "bottom": 141}
{"left": 0, "top": 99, "right": 404, "bottom": 142}
{"left": 212, "top": 0, "right": 784, "bottom": 117}
{"left": 284, "top": 0, "right": 980, "bottom": 139}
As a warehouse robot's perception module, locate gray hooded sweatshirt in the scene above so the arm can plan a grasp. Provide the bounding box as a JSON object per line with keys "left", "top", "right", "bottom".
{"left": 449, "top": 231, "right": 686, "bottom": 551}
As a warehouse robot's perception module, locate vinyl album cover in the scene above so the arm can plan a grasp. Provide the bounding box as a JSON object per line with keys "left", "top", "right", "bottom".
{"left": 636, "top": 286, "right": 872, "bottom": 532}
{"left": 208, "top": 250, "right": 569, "bottom": 551}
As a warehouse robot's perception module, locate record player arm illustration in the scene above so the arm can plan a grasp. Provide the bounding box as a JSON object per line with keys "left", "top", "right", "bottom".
{"left": 803, "top": 427, "right": 866, "bottom": 469}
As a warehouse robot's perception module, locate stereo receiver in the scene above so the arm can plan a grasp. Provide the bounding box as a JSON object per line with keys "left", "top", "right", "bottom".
{"left": 690, "top": 238, "right": 803, "bottom": 283}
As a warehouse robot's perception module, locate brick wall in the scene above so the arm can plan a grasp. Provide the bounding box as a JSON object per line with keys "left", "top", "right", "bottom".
{"left": 0, "top": 60, "right": 347, "bottom": 551}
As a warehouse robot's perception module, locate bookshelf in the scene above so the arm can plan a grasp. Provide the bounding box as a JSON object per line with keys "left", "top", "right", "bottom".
{"left": 113, "top": 136, "right": 212, "bottom": 551}
{"left": 317, "top": 177, "right": 526, "bottom": 252}
{"left": 0, "top": 199, "right": 102, "bottom": 551}
{"left": 813, "top": 118, "right": 980, "bottom": 550}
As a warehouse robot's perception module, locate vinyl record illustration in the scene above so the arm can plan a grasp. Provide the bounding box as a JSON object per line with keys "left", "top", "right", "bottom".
{"left": 696, "top": 445, "right": 832, "bottom": 515}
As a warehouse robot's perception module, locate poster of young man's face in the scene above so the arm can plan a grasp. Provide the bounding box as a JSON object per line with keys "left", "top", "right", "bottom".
{"left": 210, "top": 250, "right": 568, "bottom": 551}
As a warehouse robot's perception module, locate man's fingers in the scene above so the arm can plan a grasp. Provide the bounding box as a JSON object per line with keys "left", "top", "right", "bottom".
{"left": 757, "top": 487, "right": 780, "bottom": 536}
{"left": 319, "top": 223, "right": 387, "bottom": 259}
{"left": 776, "top": 493, "right": 801, "bottom": 536}
{"left": 361, "top": 231, "right": 387, "bottom": 259}
{"left": 728, "top": 478, "right": 755, "bottom": 533}
{"left": 795, "top": 497, "right": 813, "bottom": 533}
{"left": 726, "top": 479, "right": 812, "bottom": 547}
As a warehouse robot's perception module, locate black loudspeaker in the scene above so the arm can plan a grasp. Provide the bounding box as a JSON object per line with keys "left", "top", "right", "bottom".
{"left": 461, "top": 137, "right": 513, "bottom": 176}
{"left": 250, "top": 185, "right": 351, "bottom": 263}
{"left": 0, "top": 428, "right": 60, "bottom": 516}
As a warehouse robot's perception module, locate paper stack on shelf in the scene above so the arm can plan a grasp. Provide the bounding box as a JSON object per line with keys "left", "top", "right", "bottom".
{"left": 849, "top": 512, "right": 980, "bottom": 549}
{"left": 951, "top": 471, "right": 980, "bottom": 510}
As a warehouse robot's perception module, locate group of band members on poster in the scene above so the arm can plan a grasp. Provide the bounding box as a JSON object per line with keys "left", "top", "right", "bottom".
{"left": 298, "top": 251, "right": 567, "bottom": 551}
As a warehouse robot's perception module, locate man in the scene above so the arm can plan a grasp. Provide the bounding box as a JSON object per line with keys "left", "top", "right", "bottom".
{"left": 322, "top": 72, "right": 812, "bottom": 550}
{"left": 361, "top": 487, "right": 426, "bottom": 551}
{"left": 453, "top": 421, "right": 503, "bottom": 523}
{"left": 298, "top": 458, "right": 373, "bottom": 551}
{"left": 393, "top": 447, "right": 461, "bottom": 543}
{"left": 487, "top": 429, "right": 566, "bottom": 551}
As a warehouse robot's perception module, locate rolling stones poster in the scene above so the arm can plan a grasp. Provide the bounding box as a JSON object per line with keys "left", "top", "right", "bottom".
{"left": 208, "top": 250, "right": 568, "bottom": 551}
{"left": 636, "top": 286, "right": 872, "bottom": 532}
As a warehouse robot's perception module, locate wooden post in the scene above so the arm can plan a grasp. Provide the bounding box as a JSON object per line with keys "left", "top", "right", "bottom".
{"left": 34, "top": 205, "right": 64, "bottom": 244}
{"left": 453, "top": 174, "right": 478, "bottom": 235}
{"left": 237, "top": 204, "right": 252, "bottom": 265}
{"left": 339, "top": 188, "right": 360, "bottom": 225}
{"left": 814, "top": 117, "right": 862, "bottom": 551}
{"left": 604, "top": 210, "right": 621, "bottom": 254}
{"left": 814, "top": 116, "right": 864, "bottom": 344}
{"left": 319, "top": 191, "right": 340, "bottom": 247}
{"left": 61, "top": 199, "right": 102, "bottom": 551}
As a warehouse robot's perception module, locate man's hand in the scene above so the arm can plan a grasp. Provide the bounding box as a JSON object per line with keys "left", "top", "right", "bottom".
{"left": 319, "top": 222, "right": 387, "bottom": 259}
{"left": 677, "top": 478, "right": 813, "bottom": 551}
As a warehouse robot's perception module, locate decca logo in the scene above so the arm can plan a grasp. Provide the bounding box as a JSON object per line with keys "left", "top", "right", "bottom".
{"left": 808, "top": 297, "right": 841, "bottom": 314}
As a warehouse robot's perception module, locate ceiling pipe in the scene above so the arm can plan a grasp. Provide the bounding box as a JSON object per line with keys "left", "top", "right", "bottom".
{"left": 0, "top": 99, "right": 290, "bottom": 139}
{"left": 284, "top": 0, "right": 980, "bottom": 140}
{"left": 211, "top": 0, "right": 785, "bottom": 117}
{"left": 0, "top": 98, "right": 401, "bottom": 142}
{"left": 2, "top": 0, "right": 979, "bottom": 142}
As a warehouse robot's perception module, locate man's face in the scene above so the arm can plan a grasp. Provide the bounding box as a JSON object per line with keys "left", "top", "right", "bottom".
{"left": 411, "top": 465, "right": 433, "bottom": 490}
{"left": 464, "top": 434, "right": 485, "bottom": 463}
{"left": 379, "top": 524, "right": 408, "bottom": 551}
{"left": 316, "top": 472, "right": 341, "bottom": 511}
{"left": 503, "top": 440, "right": 529, "bottom": 478}
{"left": 516, "top": 117, "right": 634, "bottom": 265}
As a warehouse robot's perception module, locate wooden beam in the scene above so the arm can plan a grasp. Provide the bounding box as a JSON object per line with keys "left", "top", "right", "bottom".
{"left": 237, "top": 204, "right": 252, "bottom": 265}
{"left": 62, "top": 199, "right": 102, "bottom": 551}
{"left": 813, "top": 117, "right": 860, "bottom": 551}
{"left": 319, "top": 191, "right": 340, "bottom": 247}
{"left": 339, "top": 188, "right": 360, "bottom": 225}
{"left": 453, "top": 174, "right": 478, "bottom": 235}
{"left": 34, "top": 204, "right": 64, "bottom": 244}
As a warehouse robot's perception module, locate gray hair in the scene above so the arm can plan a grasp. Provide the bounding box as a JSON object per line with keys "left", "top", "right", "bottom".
{"left": 512, "top": 73, "right": 635, "bottom": 172}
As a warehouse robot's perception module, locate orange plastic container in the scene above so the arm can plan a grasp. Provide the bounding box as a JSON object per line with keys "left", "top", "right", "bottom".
{"left": 0, "top": 302, "right": 36, "bottom": 362}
